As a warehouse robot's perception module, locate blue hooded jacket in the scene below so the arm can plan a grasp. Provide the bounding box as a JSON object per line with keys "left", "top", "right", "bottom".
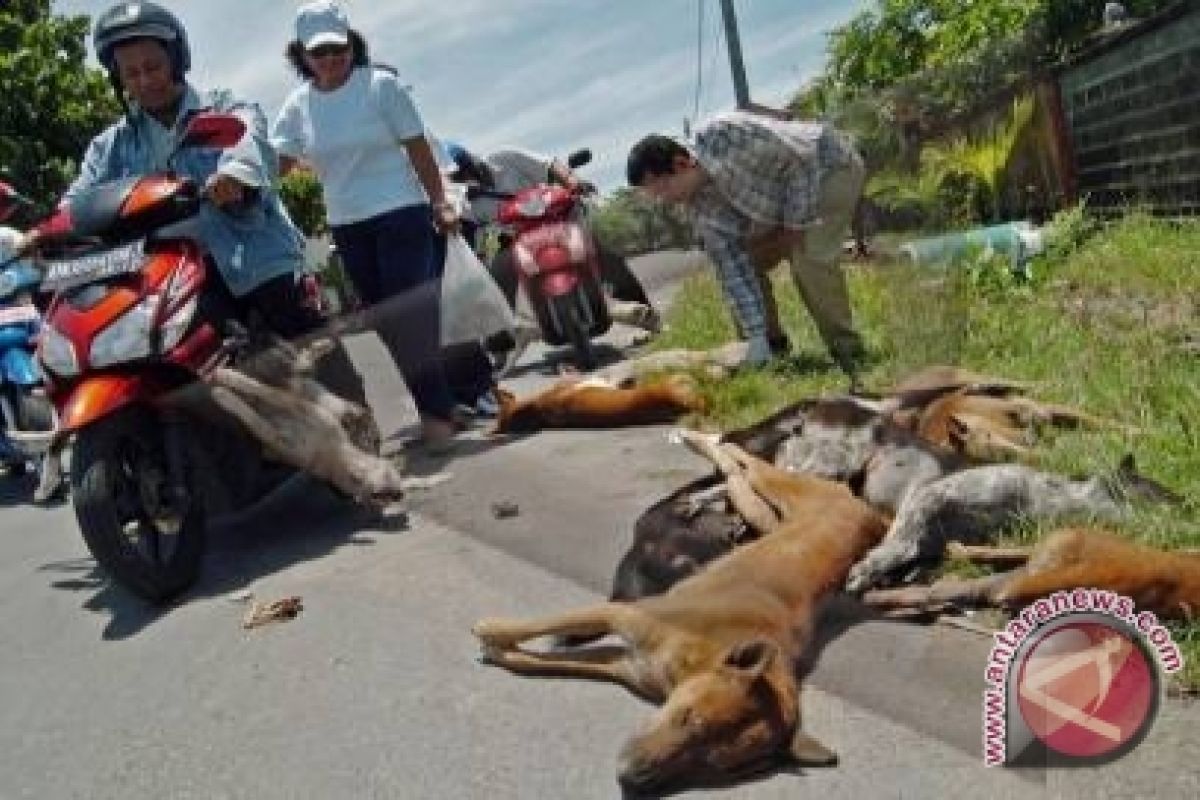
{"left": 64, "top": 85, "right": 304, "bottom": 297}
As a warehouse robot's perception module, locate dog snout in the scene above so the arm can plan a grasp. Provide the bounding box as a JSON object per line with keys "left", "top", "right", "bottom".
{"left": 616, "top": 751, "right": 664, "bottom": 794}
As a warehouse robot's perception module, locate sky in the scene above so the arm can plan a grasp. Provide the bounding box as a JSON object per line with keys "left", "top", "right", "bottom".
{"left": 53, "top": 0, "right": 871, "bottom": 192}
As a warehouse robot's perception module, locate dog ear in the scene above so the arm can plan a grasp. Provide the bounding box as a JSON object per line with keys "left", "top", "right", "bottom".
{"left": 723, "top": 639, "right": 779, "bottom": 679}
{"left": 789, "top": 729, "right": 838, "bottom": 766}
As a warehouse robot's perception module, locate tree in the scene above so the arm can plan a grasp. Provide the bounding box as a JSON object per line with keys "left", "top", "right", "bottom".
{"left": 591, "top": 187, "right": 694, "bottom": 255}
{"left": 0, "top": 0, "right": 120, "bottom": 212}
{"left": 825, "top": 0, "right": 1178, "bottom": 102}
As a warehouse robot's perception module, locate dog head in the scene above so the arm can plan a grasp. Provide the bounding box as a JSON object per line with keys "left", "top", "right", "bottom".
{"left": 774, "top": 397, "right": 887, "bottom": 481}
{"left": 616, "top": 640, "right": 834, "bottom": 792}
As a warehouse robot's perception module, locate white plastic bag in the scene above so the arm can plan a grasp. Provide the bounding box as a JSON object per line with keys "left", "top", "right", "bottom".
{"left": 439, "top": 234, "right": 515, "bottom": 346}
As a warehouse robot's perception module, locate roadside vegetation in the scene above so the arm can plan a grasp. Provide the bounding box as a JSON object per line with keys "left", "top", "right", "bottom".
{"left": 654, "top": 210, "right": 1200, "bottom": 688}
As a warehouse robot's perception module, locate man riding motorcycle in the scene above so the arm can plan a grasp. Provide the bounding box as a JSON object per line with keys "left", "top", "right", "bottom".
{"left": 446, "top": 143, "right": 661, "bottom": 369}
{"left": 59, "top": 1, "right": 365, "bottom": 406}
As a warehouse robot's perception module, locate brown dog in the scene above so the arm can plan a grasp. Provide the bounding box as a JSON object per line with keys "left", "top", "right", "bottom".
{"left": 908, "top": 390, "right": 1138, "bottom": 461}
{"left": 492, "top": 373, "right": 703, "bottom": 434}
{"left": 473, "top": 432, "right": 888, "bottom": 792}
{"left": 862, "top": 527, "right": 1200, "bottom": 623}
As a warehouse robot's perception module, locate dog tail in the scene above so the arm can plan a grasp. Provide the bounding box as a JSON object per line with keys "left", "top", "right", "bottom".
{"left": 1111, "top": 453, "right": 1184, "bottom": 505}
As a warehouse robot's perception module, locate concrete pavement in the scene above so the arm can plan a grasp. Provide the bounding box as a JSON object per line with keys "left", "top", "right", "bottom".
{"left": 0, "top": 251, "right": 1195, "bottom": 798}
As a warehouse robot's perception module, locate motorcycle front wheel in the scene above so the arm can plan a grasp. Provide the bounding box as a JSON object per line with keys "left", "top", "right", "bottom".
{"left": 71, "top": 405, "right": 206, "bottom": 602}
{"left": 550, "top": 292, "right": 597, "bottom": 370}
{"left": 2, "top": 384, "right": 54, "bottom": 432}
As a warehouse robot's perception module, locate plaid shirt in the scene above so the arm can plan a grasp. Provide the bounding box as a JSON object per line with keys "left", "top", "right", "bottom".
{"left": 688, "top": 111, "right": 857, "bottom": 339}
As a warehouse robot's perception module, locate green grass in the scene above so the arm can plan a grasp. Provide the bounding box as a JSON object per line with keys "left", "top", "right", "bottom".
{"left": 655, "top": 214, "right": 1200, "bottom": 689}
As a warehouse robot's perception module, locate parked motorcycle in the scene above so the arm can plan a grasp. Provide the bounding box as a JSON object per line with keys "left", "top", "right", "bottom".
{"left": 487, "top": 150, "right": 612, "bottom": 369}
{"left": 29, "top": 113, "right": 299, "bottom": 601}
{"left": 0, "top": 185, "right": 57, "bottom": 484}
{"left": 0, "top": 234, "right": 56, "bottom": 477}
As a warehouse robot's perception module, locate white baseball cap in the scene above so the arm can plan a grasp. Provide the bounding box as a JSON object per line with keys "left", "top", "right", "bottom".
{"left": 296, "top": 1, "right": 350, "bottom": 50}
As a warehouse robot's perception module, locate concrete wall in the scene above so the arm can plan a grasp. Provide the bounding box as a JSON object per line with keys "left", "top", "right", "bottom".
{"left": 1056, "top": 3, "right": 1200, "bottom": 216}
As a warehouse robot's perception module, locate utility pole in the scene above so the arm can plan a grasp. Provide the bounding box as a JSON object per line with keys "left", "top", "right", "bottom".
{"left": 719, "top": 0, "right": 750, "bottom": 109}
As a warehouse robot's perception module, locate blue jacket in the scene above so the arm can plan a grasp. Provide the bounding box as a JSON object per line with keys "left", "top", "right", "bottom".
{"left": 64, "top": 85, "right": 304, "bottom": 297}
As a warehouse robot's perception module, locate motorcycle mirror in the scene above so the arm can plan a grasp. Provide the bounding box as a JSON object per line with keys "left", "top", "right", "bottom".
{"left": 566, "top": 149, "right": 592, "bottom": 169}
{"left": 179, "top": 113, "right": 247, "bottom": 150}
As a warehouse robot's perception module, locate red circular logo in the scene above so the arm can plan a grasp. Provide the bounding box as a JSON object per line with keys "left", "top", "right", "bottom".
{"left": 1016, "top": 621, "right": 1157, "bottom": 759}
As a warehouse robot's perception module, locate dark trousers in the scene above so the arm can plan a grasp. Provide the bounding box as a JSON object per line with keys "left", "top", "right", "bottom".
{"left": 332, "top": 205, "right": 455, "bottom": 421}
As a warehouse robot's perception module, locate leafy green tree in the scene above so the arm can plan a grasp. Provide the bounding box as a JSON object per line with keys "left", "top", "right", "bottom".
{"left": 591, "top": 187, "right": 693, "bottom": 255}
{"left": 0, "top": 0, "right": 119, "bottom": 212}
{"left": 825, "top": 0, "right": 1177, "bottom": 102}
{"left": 279, "top": 170, "right": 327, "bottom": 237}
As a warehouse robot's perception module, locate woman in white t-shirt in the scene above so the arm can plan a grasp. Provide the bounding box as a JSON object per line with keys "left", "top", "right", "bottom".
{"left": 271, "top": 1, "right": 461, "bottom": 449}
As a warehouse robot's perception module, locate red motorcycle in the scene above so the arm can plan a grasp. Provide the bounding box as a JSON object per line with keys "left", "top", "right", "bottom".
{"left": 31, "top": 113, "right": 300, "bottom": 601}
{"left": 493, "top": 150, "right": 611, "bottom": 369}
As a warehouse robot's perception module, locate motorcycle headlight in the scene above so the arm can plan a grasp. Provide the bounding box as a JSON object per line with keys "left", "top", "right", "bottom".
{"left": 89, "top": 292, "right": 198, "bottom": 369}
{"left": 160, "top": 295, "right": 197, "bottom": 352}
{"left": 90, "top": 295, "right": 156, "bottom": 368}
{"left": 39, "top": 325, "right": 79, "bottom": 377}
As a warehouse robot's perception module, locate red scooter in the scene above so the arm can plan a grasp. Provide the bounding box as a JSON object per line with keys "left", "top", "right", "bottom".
{"left": 493, "top": 150, "right": 611, "bottom": 369}
{"left": 31, "top": 113, "right": 299, "bottom": 601}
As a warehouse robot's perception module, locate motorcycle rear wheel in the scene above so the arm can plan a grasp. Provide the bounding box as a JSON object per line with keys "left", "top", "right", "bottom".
{"left": 71, "top": 406, "right": 206, "bottom": 602}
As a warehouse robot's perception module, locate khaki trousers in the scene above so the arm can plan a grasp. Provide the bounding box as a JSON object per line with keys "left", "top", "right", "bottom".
{"left": 747, "top": 156, "right": 866, "bottom": 365}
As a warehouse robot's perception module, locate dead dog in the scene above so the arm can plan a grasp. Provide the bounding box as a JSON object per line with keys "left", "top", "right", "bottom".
{"left": 203, "top": 336, "right": 434, "bottom": 511}
{"left": 599, "top": 400, "right": 820, "bottom": 608}
{"left": 492, "top": 373, "right": 703, "bottom": 434}
{"left": 474, "top": 433, "right": 888, "bottom": 793}
{"left": 845, "top": 455, "right": 1180, "bottom": 593}
{"left": 862, "top": 527, "right": 1200, "bottom": 624}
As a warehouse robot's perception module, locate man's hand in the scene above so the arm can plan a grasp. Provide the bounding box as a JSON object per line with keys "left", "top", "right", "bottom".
{"left": 204, "top": 174, "right": 248, "bottom": 208}
{"left": 15, "top": 229, "right": 40, "bottom": 256}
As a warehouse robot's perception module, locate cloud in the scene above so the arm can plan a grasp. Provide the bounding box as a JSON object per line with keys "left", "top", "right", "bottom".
{"left": 51, "top": 0, "right": 871, "bottom": 191}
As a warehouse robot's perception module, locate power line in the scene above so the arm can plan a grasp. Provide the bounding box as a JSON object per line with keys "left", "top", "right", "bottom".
{"left": 703, "top": 2, "right": 724, "bottom": 115}
{"left": 692, "top": 0, "right": 705, "bottom": 122}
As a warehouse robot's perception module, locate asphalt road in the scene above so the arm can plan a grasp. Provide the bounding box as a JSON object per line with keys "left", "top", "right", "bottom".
{"left": 0, "top": 251, "right": 1195, "bottom": 799}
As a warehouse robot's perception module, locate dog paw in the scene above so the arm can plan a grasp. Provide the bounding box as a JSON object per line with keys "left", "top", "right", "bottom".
{"left": 478, "top": 642, "right": 514, "bottom": 666}
{"left": 845, "top": 562, "right": 878, "bottom": 595}
{"left": 473, "top": 619, "right": 517, "bottom": 648}
{"left": 847, "top": 547, "right": 916, "bottom": 594}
